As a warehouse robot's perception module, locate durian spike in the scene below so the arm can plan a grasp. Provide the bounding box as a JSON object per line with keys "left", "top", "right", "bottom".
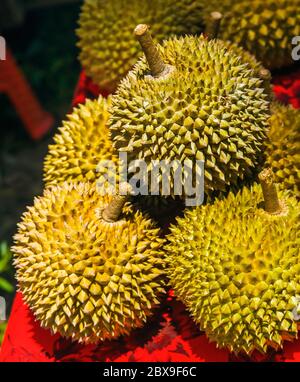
{"left": 258, "top": 168, "right": 284, "bottom": 215}
{"left": 207, "top": 12, "right": 223, "bottom": 39}
{"left": 134, "top": 24, "right": 175, "bottom": 78}
{"left": 102, "top": 182, "right": 133, "bottom": 222}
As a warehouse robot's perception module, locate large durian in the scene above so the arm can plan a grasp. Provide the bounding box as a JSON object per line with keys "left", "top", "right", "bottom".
{"left": 44, "top": 96, "right": 118, "bottom": 187}
{"left": 110, "top": 27, "right": 270, "bottom": 199}
{"left": 166, "top": 169, "right": 300, "bottom": 354}
{"left": 204, "top": 0, "right": 300, "bottom": 69}
{"left": 13, "top": 182, "right": 166, "bottom": 343}
{"left": 43, "top": 95, "right": 181, "bottom": 218}
{"left": 77, "top": 0, "right": 204, "bottom": 92}
{"left": 266, "top": 103, "right": 300, "bottom": 198}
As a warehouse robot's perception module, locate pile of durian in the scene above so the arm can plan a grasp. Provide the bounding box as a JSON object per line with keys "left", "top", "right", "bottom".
{"left": 77, "top": 0, "right": 300, "bottom": 92}
{"left": 12, "top": 0, "right": 300, "bottom": 357}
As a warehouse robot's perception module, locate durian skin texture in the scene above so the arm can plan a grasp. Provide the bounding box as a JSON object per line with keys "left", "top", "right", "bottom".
{"left": 77, "top": 0, "right": 204, "bottom": 92}
{"left": 219, "top": 40, "right": 272, "bottom": 98}
{"left": 110, "top": 35, "right": 270, "bottom": 198}
{"left": 266, "top": 103, "right": 300, "bottom": 199}
{"left": 44, "top": 96, "right": 117, "bottom": 187}
{"left": 13, "top": 183, "right": 166, "bottom": 343}
{"left": 166, "top": 184, "right": 300, "bottom": 355}
{"left": 43, "top": 95, "right": 179, "bottom": 217}
{"left": 204, "top": 0, "right": 300, "bottom": 69}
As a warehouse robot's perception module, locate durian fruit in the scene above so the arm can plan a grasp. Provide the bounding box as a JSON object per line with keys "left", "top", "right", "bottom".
{"left": 43, "top": 94, "right": 180, "bottom": 219}
{"left": 203, "top": 0, "right": 300, "bottom": 69}
{"left": 166, "top": 168, "right": 300, "bottom": 355}
{"left": 77, "top": 0, "right": 204, "bottom": 92}
{"left": 44, "top": 96, "right": 118, "bottom": 187}
{"left": 13, "top": 182, "right": 166, "bottom": 343}
{"left": 110, "top": 26, "right": 270, "bottom": 199}
{"left": 266, "top": 103, "right": 300, "bottom": 198}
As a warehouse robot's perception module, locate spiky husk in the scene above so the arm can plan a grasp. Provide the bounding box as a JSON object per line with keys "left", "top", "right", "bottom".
{"left": 222, "top": 40, "right": 272, "bottom": 98}
{"left": 77, "top": 0, "right": 204, "bottom": 92}
{"left": 204, "top": 0, "right": 300, "bottom": 69}
{"left": 13, "top": 183, "right": 166, "bottom": 343}
{"left": 110, "top": 35, "right": 270, "bottom": 199}
{"left": 44, "top": 96, "right": 118, "bottom": 187}
{"left": 166, "top": 183, "right": 300, "bottom": 354}
{"left": 266, "top": 103, "right": 300, "bottom": 198}
{"left": 43, "top": 95, "right": 180, "bottom": 218}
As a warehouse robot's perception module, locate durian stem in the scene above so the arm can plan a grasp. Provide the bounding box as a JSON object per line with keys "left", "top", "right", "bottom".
{"left": 259, "top": 68, "right": 271, "bottom": 81}
{"left": 207, "top": 12, "right": 223, "bottom": 39}
{"left": 102, "top": 183, "right": 133, "bottom": 223}
{"left": 259, "top": 68, "right": 271, "bottom": 89}
{"left": 258, "top": 168, "right": 283, "bottom": 215}
{"left": 134, "top": 24, "right": 173, "bottom": 78}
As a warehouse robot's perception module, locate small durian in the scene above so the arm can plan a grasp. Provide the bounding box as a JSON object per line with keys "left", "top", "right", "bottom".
{"left": 266, "top": 103, "right": 300, "bottom": 198}
{"left": 13, "top": 182, "right": 166, "bottom": 343}
{"left": 110, "top": 26, "right": 270, "bottom": 199}
{"left": 166, "top": 169, "right": 300, "bottom": 355}
{"left": 204, "top": 0, "right": 300, "bottom": 69}
{"left": 44, "top": 96, "right": 117, "bottom": 187}
{"left": 77, "top": 0, "right": 204, "bottom": 92}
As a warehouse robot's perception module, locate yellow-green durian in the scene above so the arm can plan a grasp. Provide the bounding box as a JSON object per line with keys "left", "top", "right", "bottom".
{"left": 77, "top": 0, "right": 204, "bottom": 92}
{"left": 266, "top": 103, "right": 300, "bottom": 198}
{"left": 166, "top": 175, "right": 300, "bottom": 355}
{"left": 204, "top": 0, "right": 300, "bottom": 69}
{"left": 44, "top": 96, "right": 117, "bottom": 187}
{"left": 43, "top": 95, "right": 124, "bottom": 207}
{"left": 13, "top": 182, "right": 166, "bottom": 343}
{"left": 110, "top": 33, "right": 270, "bottom": 199}
{"left": 43, "top": 95, "right": 180, "bottom": 219}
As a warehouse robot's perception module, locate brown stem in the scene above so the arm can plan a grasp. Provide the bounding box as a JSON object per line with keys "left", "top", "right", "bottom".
{"left": 207, "top": 12, "right": 222, "bottom": 39}
{"left": 259, "top": 67, "right": 271, "bottom": 86}
{"left": 134, "top": 24, "right": 174, "bottom": 78}
{"left": 259, "top": 68, "right": 271, "bottom": 81}
{"left": 259, "top": 67, "right": 272, "bottom": 94}
{"left": 258, "top": 168, "right": 283, "bottom": 215}
{"left": 102, "top": 183, "right": 133, "bottom": 223}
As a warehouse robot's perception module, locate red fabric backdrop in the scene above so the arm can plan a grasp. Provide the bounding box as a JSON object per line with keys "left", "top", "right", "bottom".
{"left": 1, "top": 66, "right": 300, "bottom": 362}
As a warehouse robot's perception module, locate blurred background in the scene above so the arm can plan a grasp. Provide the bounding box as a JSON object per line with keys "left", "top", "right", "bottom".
{"left": 0, "top": 0, "right": 82, "bottom": 343}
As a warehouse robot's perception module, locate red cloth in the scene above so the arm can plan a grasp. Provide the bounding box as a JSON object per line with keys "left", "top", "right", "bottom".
{"left": 1, "top": 66, "right": 300, "bottom": 362}
{"left": 272, "top": 68, "right": 300, "bottom": 108}
{"left": 1, "top": 291, "right": 300, "bottom": 362}
{"left": 72, "top": 71, "right": 110, "bottom": 107}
